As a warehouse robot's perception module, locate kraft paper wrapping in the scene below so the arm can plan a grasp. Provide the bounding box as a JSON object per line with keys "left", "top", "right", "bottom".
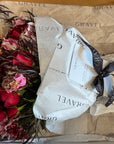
{"left": 0, "top": 1, "right": 114, "bottom": 141}
{"left": 2, "top": 0, "right": 114, "bottom": 6}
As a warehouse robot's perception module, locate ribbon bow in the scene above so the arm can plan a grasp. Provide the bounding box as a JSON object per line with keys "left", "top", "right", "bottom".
{"left": 77, "top": 35, "right": 114, "bottom": 106}
{"left": 105, "top": 88, "right": 114, "bottom": 107}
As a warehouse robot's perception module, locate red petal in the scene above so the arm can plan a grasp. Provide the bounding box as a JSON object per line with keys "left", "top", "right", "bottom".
{"left": 0, "top": 111, "right": 6, "bottom": 122}
{"left": 13, "top": 52, "right": 33, "bottom": 67}
{"left": 13, "top": 19, "right": 25, "bottom": 27}
{"left": 7, "top": 107, "right": 18, "bottom": 118}
{"left": 4, "top": 92, "right": 20, "bottom": 108}
{"left": 0, "top": 87, "right": 9, "bottom": 102}
{"left": 0, "top": 105, "right": 3, "bottom": 111}
{"left": 7, "top": 28, "right": 21, "bottom": 39}
{"left": 12, "top": 29, "right": 21, "bottom": 39}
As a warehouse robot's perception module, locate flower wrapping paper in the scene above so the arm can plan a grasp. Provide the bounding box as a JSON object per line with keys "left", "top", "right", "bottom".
{"left": 0, "top": 1, "right": 114, "bottom": 141}
{"left": 33, "top": 17, "right": 114, "bottom": 134}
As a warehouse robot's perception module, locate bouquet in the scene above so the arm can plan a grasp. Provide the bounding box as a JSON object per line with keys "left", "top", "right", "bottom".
{"left": 0, "top": 5, "right": 45, "bottom": 143}
{"left": 0, "top": 4, "right": 114, "bottom": 143}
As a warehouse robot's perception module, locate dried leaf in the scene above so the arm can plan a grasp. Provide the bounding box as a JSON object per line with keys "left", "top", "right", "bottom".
{"left": 23, "top": 10, "right": 35, "bottom": 18}
{"left": 23, "top": 10, "right": 35, "bottom": 22}
{"left": 4, "top": 16, "right": 18, "bottom": 24}
{"left": 0, "top": 4, "right": 9, "bottom": 10}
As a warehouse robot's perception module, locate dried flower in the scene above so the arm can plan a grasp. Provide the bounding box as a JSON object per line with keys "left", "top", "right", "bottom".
{"left": 0, "top": 87, "right": 20, "bottom": 108}
{"left": 6, "top": 122, "right": 28, "bottom": 140}
{"left": 7, "top": 27, "right": 22, "bottom": 39}
{"left": 2, "top": 73, "right": 26, "bottom": 93}
{"left": 12, "top": 16, "right": 25, "bottom": 27}
{"left": 24, "top": 22, "right": 36, "bottom": 41}
{"left": 0, "top": 8, "right": 42, "bottom": 142}
{"left": 13, "top": 51, "right": 33, "bottom": 68}
{"left": 0, "top": 117, "right": 27, "bottom": 140}
{"left": 2, "top": 38, "right": 18, "bottom": 50}
{"left": 0, "top": 117, "right": 9, "bottom": 139}
{"left": 14, "top": 73, "right": 26, "bottom": 90}
{"left": 6, "top": 16, "right": 27, "bottom": 39}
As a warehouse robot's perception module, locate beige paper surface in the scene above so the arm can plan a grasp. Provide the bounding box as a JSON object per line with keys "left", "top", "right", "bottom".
{"left": 0, "top": 1, "right": 114, "bottom": 139}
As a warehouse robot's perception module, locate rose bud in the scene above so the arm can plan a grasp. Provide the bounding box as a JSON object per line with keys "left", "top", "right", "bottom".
{"left": 7, "top": 107, "right": 18, "bottom": 118}
{"left": 13, "top": 51, "right": 33, "bottom": 68}
{"left": 0, "top": 88, "right": 20, "bottom": 108}
{"left": 7, "top": 28, "right": 22, "bottom": 39}
{"left": 0, "top": 111, "right": 6, "bottom": 122}
{"left": 4, "top": 92, "right": 20, "bottom": 108}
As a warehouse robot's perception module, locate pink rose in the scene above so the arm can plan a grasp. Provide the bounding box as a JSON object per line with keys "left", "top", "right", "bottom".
{"left": 13, "top": 16, "right": 25, "bottom": 27}
{"left": 2, "top": 73, "right": 26, "bottom": 93}
{"left": 14, "top": 73, "right": 26, "bottom": 90}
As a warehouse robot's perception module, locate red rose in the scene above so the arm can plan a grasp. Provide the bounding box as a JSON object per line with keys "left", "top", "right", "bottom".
{"left": 0, "top": 87, "right": 9, "bottom": 102}
{"left": 0, "top": 105, "right": 6, "bottom": 122}
{"left": 0, "top": 111, "right": 6, "bottom": 122}
{"left": 7, "top": 24, "right": 28, "bottom": 39}
{"left": 0, "top": 88, "right": 19, "bottom": 121}
{"left": 0, "top": 87, "right": 20, "bottom": 108}
{"left": 7, "top": 28, "right": 22, "bottom": 39}
{"left": 0, "top": 105, "right": 5, "bottom": 122}
{"left": 4, "top": 93, "right": 20, "bottom": 108}
{"left": 7, "top": 107, "right": 18, "bottom": 118}
{"left": 13, "top": 51, "right": 33, "bottom": 68}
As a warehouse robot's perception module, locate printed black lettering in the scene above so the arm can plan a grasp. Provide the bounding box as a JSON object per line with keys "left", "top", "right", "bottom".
{"left": 76, "top": 102, "right": 82, "bottom": 107}
{"left": 58, "top": 95, "right": 61, "bottom": 102}
{"left": 57, "top": 95, "right": 85, "bottom": 107}
{"left": 53, "top": 117, "right": 57, "bottom": 121}
{"left": 75, "top": 22, "right": 101, "bottom": 28}
{"left": 18, "top": 2, "right": 46, "bottom": 7}
{"left": 38, "top": 26, "right": 59, "bottom": 32}
{"left": 94, "top": 5, "right": 113, "bottom": 10}
{"left": 56, "top": 27, "right": 59, "bottom": 31}
{"left": 45, "top": 26, "right": 49, "bottom": 31}
{"left": 72, "top": 100, "right": 76, "bottom": 106}
{"left": 73, "top": 33, "right": 77, "bottom": 39}
{"left": 39, "top": 26, "right": 44, "bottom": 31}
{"left": 47, "top": 117, "right": 52, "bottom": 120}
{"left": 66, "top": 99, "right": 71, "bottom": 105}
{"left": 61, "top": 96, "right": 66, "bottom": 103}
{"left": 67, "top": 30, "right": 73, "bottom": 35}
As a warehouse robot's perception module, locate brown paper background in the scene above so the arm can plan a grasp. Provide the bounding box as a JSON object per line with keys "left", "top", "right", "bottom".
{"left": 2, "top": 0, "right": 114, "bottom": 6}
{"left": 0, "top": 1, "right": 114, "bottom": 138}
